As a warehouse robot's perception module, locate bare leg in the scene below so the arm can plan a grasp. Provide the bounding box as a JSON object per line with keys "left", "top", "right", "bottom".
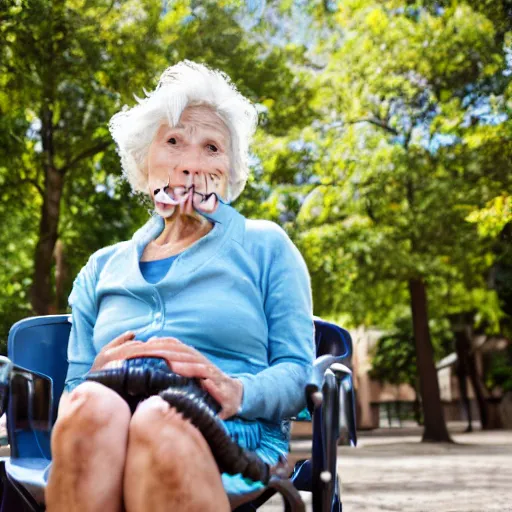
{"left": 124, "top": 396, "right": 229, "bottom": 512}
{"left": 46, "top": 382, "right": 131, "bottom": 512}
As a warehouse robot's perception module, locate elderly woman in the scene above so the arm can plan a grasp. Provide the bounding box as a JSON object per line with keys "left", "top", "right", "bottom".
{"left": 46, "top": 61, "right": 314, "bottom": 512}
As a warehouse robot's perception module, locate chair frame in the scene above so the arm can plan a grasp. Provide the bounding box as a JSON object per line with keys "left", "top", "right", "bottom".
{"left": 0, "top": 315, "right": 356, "bottom": 512}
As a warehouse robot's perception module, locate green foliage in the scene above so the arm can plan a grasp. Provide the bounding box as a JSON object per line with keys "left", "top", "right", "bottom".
{"left": 294, "top": 0, "right": 512, "bottom": 339}
{"left": 467, "top": 194, "right": 512, "bottom": 238}
{"left": 486, "top": 345, "right": 512, "bottom": 392}
{"left": 0, "top": 0, "right": 319, "bottom": 347}
{"left": 0, "top": 0, "right": 511, "bottom": 376}
{"left": 370, "top": 316, "right": 452, "bottom": 387}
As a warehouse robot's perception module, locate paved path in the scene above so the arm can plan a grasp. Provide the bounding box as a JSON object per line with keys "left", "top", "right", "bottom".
{"left": 2, "top": 415, "right": 510, "bottom": 511}
{"left": 262, "top": 429, "right": 512, "bottom": 512}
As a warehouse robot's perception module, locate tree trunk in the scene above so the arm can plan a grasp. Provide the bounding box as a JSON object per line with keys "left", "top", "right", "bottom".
{"left": 464, "top": 334, "right": 490, "bottom": 429}
{"left": 409, "top": 278, "right": 452, "bottom": 442}
{"left": 54, "top": 239, "right": 68, "bottom": 312}
{"left": 413, "top": 377, "right": 423, "bottom": 426}
{"left": 31, "top": 104, "right": 63, "bottom": 315}
{"left": 31, "top": 165, "right": 64, "bottom": 315}
{"left": 454, "top": 332, "right": 473, "bottom": 432}
{"left": 452, "top": 320, "right": 491, "bottom": 430}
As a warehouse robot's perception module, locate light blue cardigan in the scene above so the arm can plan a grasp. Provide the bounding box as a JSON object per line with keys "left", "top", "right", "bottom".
{"left": 65, "top": 201, "right": 314, "bottom": 425}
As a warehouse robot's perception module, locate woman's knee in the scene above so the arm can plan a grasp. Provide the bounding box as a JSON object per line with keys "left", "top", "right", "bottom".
{"left": 47, "top": 383, "right": 131, "bottom": 510}
{"left": 126, "top": 396, "right": 228, "bottom": 511}
{"left": 128, "top": 396, "right": 210, "bottom": 464}
{"left": 52, "top": 381, "right": 131, "bottom": 452}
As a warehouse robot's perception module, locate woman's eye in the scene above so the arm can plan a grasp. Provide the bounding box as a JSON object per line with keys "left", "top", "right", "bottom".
{"left": 167, "top": 137, "right": 177, "bottom": 145}
{"left": 207, "top": 144, "right": 218, "bottom": 152}
{"left": 209, "top": 173, "right": 217, "bottom": 181}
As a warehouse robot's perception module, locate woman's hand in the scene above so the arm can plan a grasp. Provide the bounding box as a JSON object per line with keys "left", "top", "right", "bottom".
{"left": 90, "top": 331, "right": 142, "bottom": 372}
{"left": 90, "top": 334, "right": 243, "bottom": 420}
{"left": 149, "top": 337, "right": 244, "bottom": 420}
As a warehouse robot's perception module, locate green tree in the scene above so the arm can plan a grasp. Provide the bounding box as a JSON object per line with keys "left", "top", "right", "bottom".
{"left": 370, "top": 316, "right": 452, "bottom": 425}
{"left": 1, "top": 0, "right": 164, "bottom": 316}
{"left": 296, "top": 0, "right": 511, "bottom": 440}
{"left": 0, "top": 0, "right": 318, "bottom": 345}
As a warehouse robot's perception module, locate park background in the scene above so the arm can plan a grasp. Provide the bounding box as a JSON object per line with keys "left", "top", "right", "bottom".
{"left": 1, "top": 0, "right": 511, "bottom": 452}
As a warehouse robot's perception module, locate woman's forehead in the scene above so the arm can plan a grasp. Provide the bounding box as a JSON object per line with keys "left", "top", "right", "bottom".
{"left": 160, "top": 105, "right": 230, "bottom": 140}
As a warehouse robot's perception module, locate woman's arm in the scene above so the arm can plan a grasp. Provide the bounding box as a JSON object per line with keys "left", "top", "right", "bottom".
{"left": 160, "top": 225, "right": 315, "bottom": 423}
{"left": 235, "top": 225, "right": 315, "bottom": 423}
{"left": 64, "top": 256, "right": 99, "bottom": 392}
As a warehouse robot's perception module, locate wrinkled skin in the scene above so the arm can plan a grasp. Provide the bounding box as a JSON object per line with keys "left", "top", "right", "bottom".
{"left": 94, "top": 332, "right": 242, "bottom": 421}
{"left": 148, "top": 105, "right": 230, "bottom": 219}
{"left": 119, "top": 105, "right": 243, "bottom": 419}
{"left": 46, "top": 106, "right": 249, "bottom": 512}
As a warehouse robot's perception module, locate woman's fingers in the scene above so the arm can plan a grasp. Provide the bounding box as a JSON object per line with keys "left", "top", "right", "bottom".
{"left": 91, "top": 334, "right": 140, "bottom": 371}
{"left": 201, "top": 378, "right": 222, "bottom": 401}
{"left": 102, "top": 340, "right": 146, "bottom": 362}
{"left": 102, "top": 359, "right": 126, "bottom": 370}
{"left": 202, "top": 378, "right": 242, "bottom": 420}
{"left": 145, "top": 337, "right": 210, "bottom": 363}
{"left": 146, "top": 336, "right": 182, "bottom": 346}
{"left": 146, "top": 337, "right": 207, "bottom": 359}
{"left": 100, "top": 347, "right": 205, "bottom": 372}
{"left": 96, "top": 335, "right": 213, "bottom": 375}
{"left": 106, "top": 331, "right": 137, "bottom": 348}
{"left": 170, "top": 362, "right": 215, "bottom": 379}
{"left": 112, "top": 331, "right": 137, "bottom": 345}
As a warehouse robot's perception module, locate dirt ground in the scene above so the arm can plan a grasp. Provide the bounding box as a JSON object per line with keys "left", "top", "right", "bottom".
{"left": 2, "top": 417, "right": 511, "bottom": 511}
{"left": 262, "top": 426, "right": 512, "bottom": 512}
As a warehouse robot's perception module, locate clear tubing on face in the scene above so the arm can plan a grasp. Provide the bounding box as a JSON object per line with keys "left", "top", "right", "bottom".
{"left": 154, "top": 188, "right": 188, "bottom": 205}
{"left": 154, "top": 185, "right": 228, "bottom": 215}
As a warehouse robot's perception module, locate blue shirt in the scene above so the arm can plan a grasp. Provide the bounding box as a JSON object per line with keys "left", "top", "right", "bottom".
{"left": 65, "top": 202, "right": 314, "bottom": 425}
{"left": 139, "top": 254, "right": 179, "bottom": 284}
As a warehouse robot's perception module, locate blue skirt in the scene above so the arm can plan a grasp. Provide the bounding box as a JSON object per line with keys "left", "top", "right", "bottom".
{"left": 43, "top": 418, "right": 290, "bottom": 497}
{"left": 221, "top": 418, "right": 290, "bottom": 496}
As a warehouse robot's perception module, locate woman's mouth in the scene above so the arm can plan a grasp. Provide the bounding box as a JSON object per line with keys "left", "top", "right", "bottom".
{"left": 153, "top": 186, "right": 219, "bottom": 215}
{"left": 155, "top": 201, "right": 175, "bottom": 211}
{"left": 194, "top": 193, "right": 218, "bottom": 213}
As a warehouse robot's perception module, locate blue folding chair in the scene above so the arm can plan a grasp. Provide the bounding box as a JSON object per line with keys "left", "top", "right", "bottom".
{"left": 0, "top": 315, "right": 356, "bottom": 511}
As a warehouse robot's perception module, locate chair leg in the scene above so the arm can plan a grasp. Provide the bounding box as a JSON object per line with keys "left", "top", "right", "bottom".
{"left": 332, "top": 476, "right": 342, "bottom": 512}
{"left": 237, "top": 487, "right": 276, "bottom": 510}
{"left": 312, "top": 371, "right": 341, "bottom": 512}
{"left": 0, "top": 463, "right": 43, "bottom": 512}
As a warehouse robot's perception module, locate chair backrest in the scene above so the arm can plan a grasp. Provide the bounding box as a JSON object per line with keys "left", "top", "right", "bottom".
{"left": 312, "top": 317, "right": 357, "bottom": 446}
{"left": 5, "top": 315, "right": 353, "bottom": 459}
{"left": 7, "top": 315, "right": 71, "bottom": 459}
{"left": 313, "top": 317, "right": 352, "bottom": 363}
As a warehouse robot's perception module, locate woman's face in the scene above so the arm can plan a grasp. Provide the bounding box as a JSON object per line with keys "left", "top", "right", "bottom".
{"left": 147, "top": 105, "right": 231, "bottom": 219}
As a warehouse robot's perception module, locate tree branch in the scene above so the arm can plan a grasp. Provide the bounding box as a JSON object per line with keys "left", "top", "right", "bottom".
{"left": 59, "top": 140, "right": 112, "bottom": 174}
{"left": 349, "top": 117, "right": 399, "bottom": 136}
{"left": 0, "top": 178, "right": 43, "bottom": 201}
{"left": 23, "top": 178, "right": 44, "bottom": 197}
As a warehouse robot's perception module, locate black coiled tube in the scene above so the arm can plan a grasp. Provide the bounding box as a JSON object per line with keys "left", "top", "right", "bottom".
{"left": 159, "top": 388, "right": 270, "bottom": 484}
{"left": 86, "top": 357, "right": 271, "bottom": 484}
{"left": 86, "top": 357, "right": 221, "bottom": 413}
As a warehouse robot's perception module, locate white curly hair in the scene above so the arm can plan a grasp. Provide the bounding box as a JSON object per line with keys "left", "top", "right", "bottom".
{"left": 109, "top": 60, "right": 258, "bottom": 202}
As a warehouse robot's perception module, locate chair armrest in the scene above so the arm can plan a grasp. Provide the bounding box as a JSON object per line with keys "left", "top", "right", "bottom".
{"left": 308, "top": 362, "right": 357, "bottom": 511}
{"left": 0, "top": 357, "right": 54, "bottom": 434}
{"left": 305, "top": 355, "right": 352, "bottom": 410}
{"left": 0, "top": 357, "right": 14, "bottom": 417}
{"left": 306, "top": 356, "right": 357, "bottom": 447}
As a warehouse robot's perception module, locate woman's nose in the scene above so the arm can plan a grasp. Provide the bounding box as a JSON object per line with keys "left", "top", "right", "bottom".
{"left": 176, "top": 156, "right": 208, "bottom": 182}
{"left": 176, "top": 168, "right": 209, "bottom": 190}
{"left": 192, "top": 171, "right": 210, "bottom": 191}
